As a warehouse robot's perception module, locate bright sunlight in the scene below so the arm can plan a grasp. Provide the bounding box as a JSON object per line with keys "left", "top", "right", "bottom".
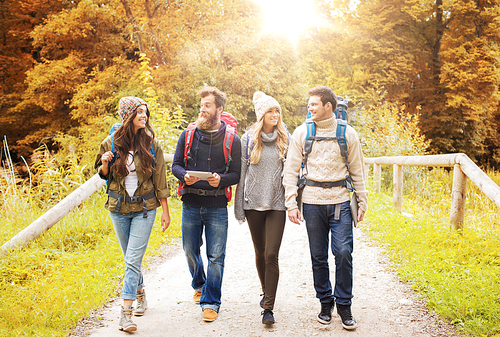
{"left": 252, "top": 0, "right": 324, "bottom": 41}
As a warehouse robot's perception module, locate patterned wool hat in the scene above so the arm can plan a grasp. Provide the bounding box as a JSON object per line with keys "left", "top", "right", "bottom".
{"left": 118, "top": 96, "right": 148, "bottom": 121}
{"left": 253, "top": 91, "right": 281, "bottom": 122}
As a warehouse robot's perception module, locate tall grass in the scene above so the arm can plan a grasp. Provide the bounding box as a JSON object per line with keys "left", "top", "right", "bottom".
{"left": 363, "top": 167, "right": 500, "bottom": 337}
{"left": 0, "top": 183, "right": 182, "bottom": 337}
{"left": 0, "top": 57, "right": 187, "bottom": 335}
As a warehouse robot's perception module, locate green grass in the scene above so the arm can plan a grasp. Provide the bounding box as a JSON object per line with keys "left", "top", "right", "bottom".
{"left": 2, "top": 163, "right": 499, "bottom": 336}
{"left": 362, "top": 167, "right": 500, "bottom": 337}
{"left": 0, "top": 191, "right": 182, "bottom": 337}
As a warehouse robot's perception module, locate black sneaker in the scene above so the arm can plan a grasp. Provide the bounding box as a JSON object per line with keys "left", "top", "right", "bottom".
{"left": 336, "top": 304, "right": 357, "bottom": 330}
{"left": 262, "top": 309, "right": 275, "bottom": 324}
{"left": 317, "top": 301, "right": 334, "bottom": 324}
{"left": 260, "top": 294, "right": 265, "bottom": 308}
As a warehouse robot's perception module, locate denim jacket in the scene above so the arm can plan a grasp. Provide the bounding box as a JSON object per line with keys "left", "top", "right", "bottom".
{"left": 95, "top": 136, "right": 170, "bottom": 213}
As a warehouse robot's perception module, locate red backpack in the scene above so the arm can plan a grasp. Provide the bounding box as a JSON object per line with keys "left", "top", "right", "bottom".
{"left": 177, "top": 111, "right": 238, "bottom": 201}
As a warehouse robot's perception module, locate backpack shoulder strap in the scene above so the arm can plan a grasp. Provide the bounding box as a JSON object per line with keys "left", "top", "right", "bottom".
{"left": 177, "top": 123, "right": 196, "bottom": 198}
{"left": 336, "top": 119, "right": 353, "bottom": 191}
{"left": 336, "top": 119, "right": 349, "bottom": 161}
{"left": 223, "top": 124, "right": 237, "bottom": 172}
{"left": 218, "top": 123, "right": 237, "bottom": 202}
{"left": 302, "top": 119, "right": 316, "bottom": 174}
{"left": 246, "top": 130, "right": 254, "bottom": 164}
{"left": 183, "top": 123, "right": 197, "bottom": 166}
{"left": 109, "top": 123, "right": 122, "bottom": 157}
{"left": 107, "top": 123, "right": 122, "bottom": 191}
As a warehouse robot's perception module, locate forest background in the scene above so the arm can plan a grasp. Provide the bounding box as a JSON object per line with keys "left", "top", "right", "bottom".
{"left": 1, "top": 0, "right": 500, "bottom": 170}
{"left": 1, "top": 1, "right": 500, "bottom": 336}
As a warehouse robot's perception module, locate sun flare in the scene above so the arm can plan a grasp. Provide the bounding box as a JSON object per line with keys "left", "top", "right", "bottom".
{"left": 253, "top": 0, "right": 323, "bottom": 42}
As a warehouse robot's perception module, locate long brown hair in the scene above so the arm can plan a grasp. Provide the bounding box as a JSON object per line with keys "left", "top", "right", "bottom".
{"left": 249, "top": 113, "right": 289, "bottom": 165}
{"left": 112, "top": 108, "right": 156, "bottom": 178}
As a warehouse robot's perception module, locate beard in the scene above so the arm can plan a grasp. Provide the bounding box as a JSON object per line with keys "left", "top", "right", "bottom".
{"left": 196, "top": 112, "right": 219, "bottom": 130}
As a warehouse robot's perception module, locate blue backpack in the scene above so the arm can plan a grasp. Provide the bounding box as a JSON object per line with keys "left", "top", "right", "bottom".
{"left": 106, "top": 123, "right": 157, "bottom": 217}
{"left": 298, "top": 96, "right": 353, "bottom": 192}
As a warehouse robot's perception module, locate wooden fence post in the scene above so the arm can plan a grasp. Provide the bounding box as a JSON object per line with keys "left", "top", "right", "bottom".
{"left": 393, "top": 164, "right": 403, "bottom": 212}
{"left": 374, "top": 164, "right": 381, "bottom": 193}
{"left": 450, "top": 164, "right": 467, "bottom": 230}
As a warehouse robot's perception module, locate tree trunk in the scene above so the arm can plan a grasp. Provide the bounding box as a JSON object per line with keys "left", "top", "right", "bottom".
{"left": 120, "top": 0, "right": 145, "bottom": 53}
{"left": 144, "top": 0, "right": 164, "bottom": 64}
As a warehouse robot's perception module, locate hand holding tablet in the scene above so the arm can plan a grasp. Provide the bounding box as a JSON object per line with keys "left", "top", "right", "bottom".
{"left": 186, "top": 170, "right": 214, "bottom": 180}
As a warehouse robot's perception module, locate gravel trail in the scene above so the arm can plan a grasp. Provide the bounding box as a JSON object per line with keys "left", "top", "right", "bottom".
{"left": 80, "top": 206, "right": 461, "bottom": 337}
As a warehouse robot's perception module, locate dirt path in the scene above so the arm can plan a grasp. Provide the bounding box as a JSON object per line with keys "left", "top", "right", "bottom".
{"left": 81, "top": 206, "right": 460, "bottom": 337}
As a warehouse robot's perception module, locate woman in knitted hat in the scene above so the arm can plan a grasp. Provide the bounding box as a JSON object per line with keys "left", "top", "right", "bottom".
{"left": 234, "top": 91, "right": 289, "bottom": 325}
{"left": 95, "top": 96, "right": 171, "bottom": 332}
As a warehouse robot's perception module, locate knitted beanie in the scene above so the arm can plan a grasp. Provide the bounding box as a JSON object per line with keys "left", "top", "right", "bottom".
{"left": 118, "top": 96, "right": 147, "bottom": 122}
{"left": 253, "top": 91, "right": 281, "bottom": 122}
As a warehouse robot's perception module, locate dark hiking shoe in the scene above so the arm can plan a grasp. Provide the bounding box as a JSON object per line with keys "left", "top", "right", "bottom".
{"left": 262, "top": 309, "right": 275, "bottom": 324}
{"left": 317, "top": 301, "right": 334, "bottom": 324}
{"left": 260, "top": 294, "right": 265, "bottom": 308}
{"left": 337, "top": 304, "right": 357, "bottom": 330}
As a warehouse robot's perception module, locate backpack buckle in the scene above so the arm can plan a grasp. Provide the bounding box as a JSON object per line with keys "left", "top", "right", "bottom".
{"left": 304, "top": 139, "right": 314, "bottom": 154}
{"left": 129, "top": 196, "right": 142, "bottom": 203}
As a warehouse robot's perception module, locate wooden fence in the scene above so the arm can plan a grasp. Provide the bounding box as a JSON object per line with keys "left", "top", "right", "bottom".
{"left": 0, "top": 154, "right": 173, "bottom": 254}
{"left": 2, "top": 153, "right": 499, "bottom": 254}
{"left": 364, "top": 153, "right": 500, "bottom": 230}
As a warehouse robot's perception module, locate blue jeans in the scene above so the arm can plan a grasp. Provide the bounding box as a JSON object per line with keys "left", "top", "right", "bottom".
{"left": 303, "top": 201, "right": 353, "bottom": 306}
{"left": 182, "top": 204, "right": 228, "bottom": 312}
{"left": 109, "top": 209, "right": 156, "bottom": 301}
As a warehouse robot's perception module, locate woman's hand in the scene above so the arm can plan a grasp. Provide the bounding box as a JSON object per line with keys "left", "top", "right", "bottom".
{"left": 161, "top": 211, "right": 170, "bottom": 232}
{"left": 160, "top": 198, "right": 170, "bottom": 232}
{"left": 100, "top": 151, "right": 114, "bottom": 176}
{"left": 101, "top": 151, "right": 114, "bottom": 167}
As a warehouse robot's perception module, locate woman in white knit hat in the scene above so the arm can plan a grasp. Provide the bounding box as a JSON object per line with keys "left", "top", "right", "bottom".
{"left": 95, "top": 96, "right": 171, "bottom": 332}
{"left": 234, "top": 91, "right": 289, "bottom": 325}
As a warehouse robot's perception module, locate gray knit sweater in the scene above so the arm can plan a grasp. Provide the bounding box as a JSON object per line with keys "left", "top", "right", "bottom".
{"left": 234, "top": 130, "right": 287, "bottom": 221}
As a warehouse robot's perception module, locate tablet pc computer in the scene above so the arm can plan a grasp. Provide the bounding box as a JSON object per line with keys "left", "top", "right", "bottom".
{"left": 186, "top": 170, "right": 213, "bottom": 180}
{"left": 350, "top": 192, "right": 358, "bottom": 227}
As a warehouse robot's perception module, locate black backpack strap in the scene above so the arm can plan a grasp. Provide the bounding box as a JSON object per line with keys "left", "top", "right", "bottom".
{"left": 107, "top": 191, "right": 156, "bottom": 218}
{"left": 336, "top": 120, "right": 353, "bottom": 192}
{"left": 302, "top": 120, "right": 316, "bottom": 176}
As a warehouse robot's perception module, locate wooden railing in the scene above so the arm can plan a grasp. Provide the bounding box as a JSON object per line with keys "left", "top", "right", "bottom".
{"left": 0, "top": 154, "right": 174, "bottom": 254}
{"left": 3, "top": 153, "right": 499, "bottom": 253}
{"left": 364, "top": 153, "right": 500, "bottom": 230}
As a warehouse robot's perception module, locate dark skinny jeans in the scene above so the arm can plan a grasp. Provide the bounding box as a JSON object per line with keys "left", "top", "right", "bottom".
{"left": 245, "top": 210, "right": 286, "bottom": 311}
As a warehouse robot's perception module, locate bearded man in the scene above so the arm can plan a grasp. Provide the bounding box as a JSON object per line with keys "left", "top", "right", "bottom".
{"left": 172, "top": 86, "right": 241, "bottom": 322}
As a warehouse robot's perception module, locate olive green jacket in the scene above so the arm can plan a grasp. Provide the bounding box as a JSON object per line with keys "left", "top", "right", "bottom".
{"left": 95, "top": 136, "right": 170, "bottom": 213}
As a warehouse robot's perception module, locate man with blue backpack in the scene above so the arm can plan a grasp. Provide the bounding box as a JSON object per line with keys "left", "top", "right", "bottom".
{"left": 283, "top": 86, "right": 368, "bottom": 330}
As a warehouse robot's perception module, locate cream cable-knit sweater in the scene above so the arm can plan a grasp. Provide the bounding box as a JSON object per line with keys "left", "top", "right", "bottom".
{"left": 283, "top": 116, "right": 368, "bottom": 212}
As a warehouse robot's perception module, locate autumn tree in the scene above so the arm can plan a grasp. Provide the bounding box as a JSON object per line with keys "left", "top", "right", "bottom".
{"left": 2, "top": 0, "right": 308, "bottom": 165}
{"left": 0, "top": 0, "right": 66, "bottom": 157}
{"left": 438, "top": 0, "right": 500, "bottom": 162}
{"left": 173, "top": 0, "right": 306, "bottom": 131}
{"left": 306, "top": 0, "right": 500, "bottom": 165}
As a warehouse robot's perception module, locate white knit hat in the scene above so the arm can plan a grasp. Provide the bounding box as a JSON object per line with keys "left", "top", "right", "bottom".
{"left": 253, "top": 91, "right": 281, "bottom": 121}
